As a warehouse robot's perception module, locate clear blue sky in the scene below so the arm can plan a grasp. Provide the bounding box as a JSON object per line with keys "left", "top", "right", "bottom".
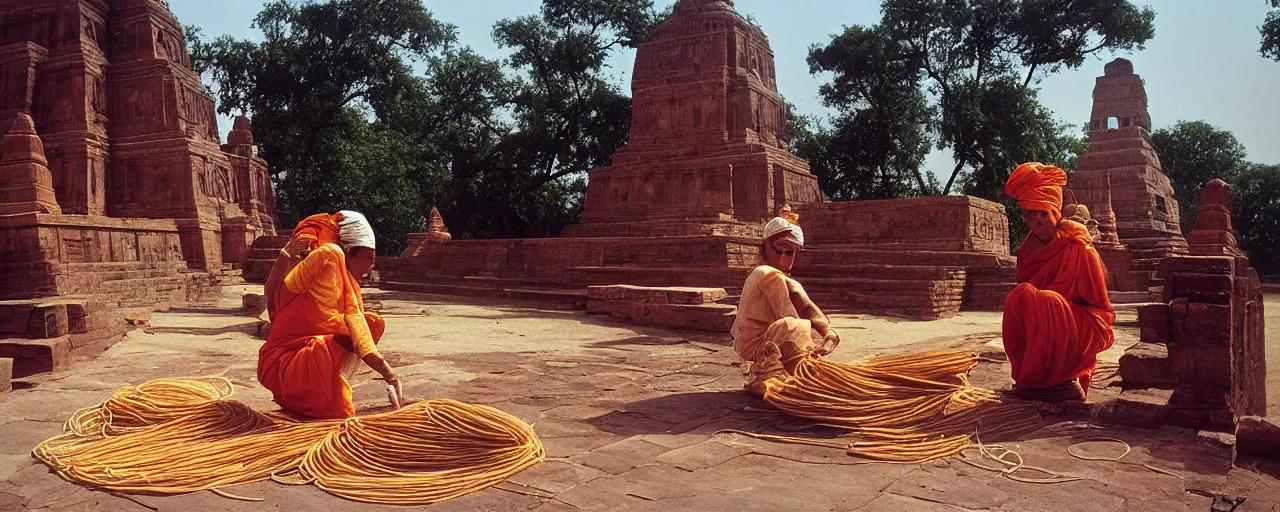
{"left": 172, "top": 0, "right": 1280, "bottom": 178}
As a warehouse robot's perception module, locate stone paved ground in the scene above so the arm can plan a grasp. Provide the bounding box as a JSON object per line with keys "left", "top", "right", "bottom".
{"left": 1, "top": 288, "right": 1278, "bottom": 511}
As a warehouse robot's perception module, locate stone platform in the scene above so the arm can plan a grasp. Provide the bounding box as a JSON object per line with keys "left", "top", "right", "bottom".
{"left": 379, "top": 234, "right": 759, "bottom": 310}
{"left": 0, "top": 0, "right": 277, "bottom": 383}
{"left": 792, "top": 196, "right": 1017, "bottom": 319}
{"left": 372, "top": 196, "right": 1016, "bottom": 321}
{"left": 587, "top": 285, "right": 736, "bottom": 332}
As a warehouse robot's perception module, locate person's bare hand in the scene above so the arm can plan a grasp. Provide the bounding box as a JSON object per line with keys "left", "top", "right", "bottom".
{"left": 814, "top": 329, "right": 841, "bottom": 357}
{"left": 384, "top": 374, "right": 404, "bottom": 409}
{"left": 280, "top": 236, "right": 311, "bottom": 261}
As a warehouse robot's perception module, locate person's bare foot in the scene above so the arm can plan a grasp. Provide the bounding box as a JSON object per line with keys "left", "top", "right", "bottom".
{"left": 1009, "top": 379, "right": 1087, "bottom": 403}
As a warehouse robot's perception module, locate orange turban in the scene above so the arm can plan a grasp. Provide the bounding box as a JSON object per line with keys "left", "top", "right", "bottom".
{"left": 291, "top": 212, "right": 345, "bottom": 251}
{"left": 1005, "top": 162, "right": 1068, "bottom": 222}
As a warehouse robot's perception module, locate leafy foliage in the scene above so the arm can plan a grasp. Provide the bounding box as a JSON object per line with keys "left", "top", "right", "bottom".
{"left": 189, "top": 0, "right": 660, "bottom": 252}
{"left": 807, "top": 0, "right": 1154, "bottom": 206}
{"left": 1232, "top": 163, "right": 1280, "bottom": 276}
{"left": 1150, "top": 121, "right": 1248, "bottom": 233}
{"left": 1263, "top": 2, "right": 1280, "bottom": 61}
{"left": 1148, "top": 120, "right": 1279, "bottom": 276}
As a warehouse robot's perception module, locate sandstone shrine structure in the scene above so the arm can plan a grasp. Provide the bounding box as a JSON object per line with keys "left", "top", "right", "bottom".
{"left": 1103, "top": 180, "right": 1265, "bottom": 432}
{"left": 0, "top": 0, "right": 276, "bottom": 378}
{"left": 373, "top": 0, "right": 1018, "bottom": 319}
{"left": 1068, "top": 58, "right": 1187, "bottom": 293}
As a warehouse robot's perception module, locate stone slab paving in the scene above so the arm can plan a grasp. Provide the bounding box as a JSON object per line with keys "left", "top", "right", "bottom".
{"left": 0, "top": 287, "right": 1276, "bottom": 511}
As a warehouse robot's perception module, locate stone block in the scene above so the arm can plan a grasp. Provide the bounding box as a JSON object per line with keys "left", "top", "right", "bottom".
{"left": 631, "top": 303, "right": 736, "bottom": 332}
{"left": 0, "top": 358, "right": 10, "bottom": 393}
{"left": 1160, "top": 255, "right": 1235, "bottom": 277}
{"left": 1164, "top": 273, "right": 1233, "bottom": 304}
{"left": 1118, "top": 342, "right": 1172, "bottom": 386}
{"left": 1171, "top": 302, "right": 1232, "bottom": 347}
{"left": 1093, "top": 388, "right": 1172, "bottom": 429}
{"left": 1137, "top": 303, "right": 1170, "bottom": 343}
{"left": 1169, "top": 343, "right": 1231, "bottom": 387}
{"left": 0, "top": 336, "right": 70, "bottom": 377}
{"left": 586, "top": 285, "right": 727, "bottom": 305}
{"left": 1236, "top": 416, "right": 1280, "bottom": 461}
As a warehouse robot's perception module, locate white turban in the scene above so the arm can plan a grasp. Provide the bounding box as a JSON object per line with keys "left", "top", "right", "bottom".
{"left": 763, "top": 216, "right": 804, "bottom": 247}
{"left": 337, "top": 210, "right": 376, "bottom": 250}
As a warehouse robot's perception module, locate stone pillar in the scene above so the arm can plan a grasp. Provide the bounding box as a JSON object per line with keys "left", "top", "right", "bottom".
{"left": 1110, "top": 181, "right": 1265, "bottom": 432}
{"left": 0, "top": 113, "right": 61, "bottom": 215}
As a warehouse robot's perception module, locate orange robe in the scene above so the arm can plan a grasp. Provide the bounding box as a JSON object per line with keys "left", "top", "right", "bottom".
{"left": 1002, "top": 221, "right": 1115, "bottom": 394}
{"left": 732, "top": 265, "right": 824, "bottom": 385}
{"left": 258, "top": 243, "right": 385, "bottom": 419}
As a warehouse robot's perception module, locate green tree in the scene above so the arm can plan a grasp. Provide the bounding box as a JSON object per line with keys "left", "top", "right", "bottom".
{"left": 478, "top": 0, "right": 659, "bottom": 237}
{"left": 1233, "top": 163, "right": 1280, "bottom": 277}
{"left": 809, "top": 0, "right": 1155, "bottom": 200}
{"left": 805, "top": 25, "right": 935, "bottom": 200}
{"left": 1263, "top": 1, "right": 1280, "bottom": 61}
{"left": 188, "top": 0, "right": 455, "bottom": 254}
{"left": 1150, "top": 121, "right": 1248, "bottom": 233}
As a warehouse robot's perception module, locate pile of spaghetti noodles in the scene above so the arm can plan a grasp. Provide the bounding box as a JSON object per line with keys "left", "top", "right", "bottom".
{"left": 744, "top": 351, "right": 1044, "bottom": 462}
{"left": 31, "top": 377, "right": 544, "bottom": 505}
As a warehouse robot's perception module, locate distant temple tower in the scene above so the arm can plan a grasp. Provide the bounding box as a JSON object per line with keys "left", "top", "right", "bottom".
{"left": 0, "top": 0, "right": 276, "bottom": 272}
{"left": 1069, "top": 58, "right": 1187, "bottom": 290}
{"left": 562, "top": 0, "right": 821, "bottom": 237}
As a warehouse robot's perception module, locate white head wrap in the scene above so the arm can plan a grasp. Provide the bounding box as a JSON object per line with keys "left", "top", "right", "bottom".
{"left": 337, "top": 210, "right": 376, "bottom": 250}
{"left": 763, "top": 216, "right": 804, "bottom": 247}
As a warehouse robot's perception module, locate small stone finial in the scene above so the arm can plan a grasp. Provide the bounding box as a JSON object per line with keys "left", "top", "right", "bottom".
{"left": 1187, "top": 179, "right": 1244, "bottom": 257}
{"left": 227, "top": 115, "right": 255, "bottom": 146}
{"left": 0, "top": 113, "right": 60, "bottom": 215}
{"left": 1104, "top": 58, "right": 1135, "bottom": 77}
{"left": 1, "top": 113, "right": 46, "bottom": 166}
{"left": 424, "top": 207, "right": 452, "bottom": 242}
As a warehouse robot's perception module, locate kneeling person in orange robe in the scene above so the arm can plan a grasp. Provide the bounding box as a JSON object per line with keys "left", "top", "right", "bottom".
{"left": 1002, "top": 162, "right": 1116, "bottom": 402}
{"left": 731, "top": 208, "right": 841, "bottom": 396}
{"left": 258, "top": 211, "right": 403, "bottom": 420}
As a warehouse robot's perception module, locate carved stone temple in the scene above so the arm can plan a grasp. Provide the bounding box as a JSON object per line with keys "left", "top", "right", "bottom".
{"left": 378, "top": 0, "right": 1018, "bottom": 319}
{"left": 0, "top": 0, "right": 277, "bottom": 377}
{"left": 1068, "top": 58, "right": 1187, "bottom": 293}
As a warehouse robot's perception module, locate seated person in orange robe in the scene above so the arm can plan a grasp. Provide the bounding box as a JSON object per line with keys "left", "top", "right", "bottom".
{"left": 258, "top": 210, "right": 403, "bottom": 420}
{"left": 731, "top": 207, "right": 841, "bottom": 396}
{"left": 1002, "top": 162, "right": 1116, "bottom": 402}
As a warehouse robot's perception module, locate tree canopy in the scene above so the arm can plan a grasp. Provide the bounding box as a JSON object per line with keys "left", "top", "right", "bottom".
{"left": 1263, "top": 1, "right": 1280, "bottom": 61}
{"left": 189, "top": 0, "right": 660, "bottom": 254}
{"left": 1150, "top": 120, "right": 1279, "bottom": 277}
{"left": 1150, "top": 121, "right": 1248, "bottom": 233}
{"left": 803, "top": 0, "right": 1154, "bottom": 205}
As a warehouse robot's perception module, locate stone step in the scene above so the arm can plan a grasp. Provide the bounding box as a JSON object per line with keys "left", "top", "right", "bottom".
{"left": 794, "top": 264, "right": 966, "bottom": 281}
{"left": 799, "top": 246, "right": 1015, "bottom": 267}
{"left": 379, "top": 281, "right": 587, "bottom": 309}
{"left": 1118, "top": 342, "right": 1173, "bottom": 386}
{"left": 567, "top": 266, "right": 749, "bottom": 289}
{"left": 587, "top": 285, "right": 728, "bottom": 306}
{"left": 0, "top": 336, "right": 70, "bottom": 378}
{"left": 1110, "top": 290, "right": 1156, "bottom": 304}
{"left": 627, "top": 303, "right": 737, "bottom": 332}
{"left": 0, "top": 357, "right": 11, "bottom": 393}
{"left": 1090, "top": 388, "right": 1174, "bottom": 429}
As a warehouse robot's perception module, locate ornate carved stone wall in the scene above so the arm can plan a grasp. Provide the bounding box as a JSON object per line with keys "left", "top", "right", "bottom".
{"left": 0, "top": 0, "right": 278, "bottom": 375}
{"left": 0, "top": 0, "right": 277, "bottom": 273}
{"left": 563, "top": 0, "right": 820, "bottom": 237}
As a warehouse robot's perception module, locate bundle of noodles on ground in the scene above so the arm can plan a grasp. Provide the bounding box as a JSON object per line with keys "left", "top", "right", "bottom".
{"left": 755, "top": 351, "right": 1044, "bottom": 462}
{"left": 32, "top": 377, "right": 544, "bottom": 505}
